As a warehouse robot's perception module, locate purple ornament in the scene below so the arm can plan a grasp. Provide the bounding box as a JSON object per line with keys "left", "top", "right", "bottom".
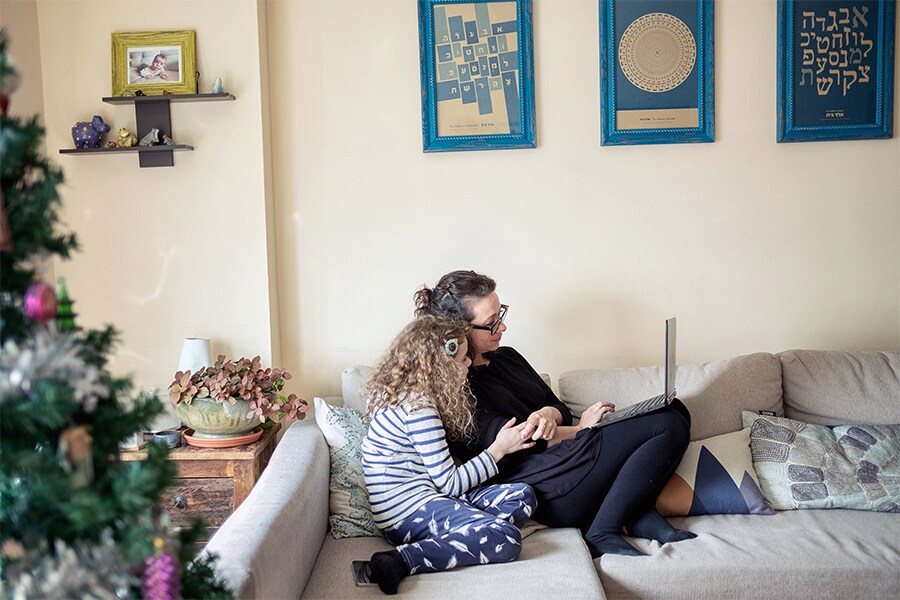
{"left": 24, "top": 280, "right": 58, "bottom": 323}
{"left": 143, "top": 550, "right": 181, "bottom": 600}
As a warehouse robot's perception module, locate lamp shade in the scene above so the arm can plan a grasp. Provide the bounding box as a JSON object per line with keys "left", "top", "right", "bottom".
{"left": 177, "top": 337, "right": 211, "bottom": 373}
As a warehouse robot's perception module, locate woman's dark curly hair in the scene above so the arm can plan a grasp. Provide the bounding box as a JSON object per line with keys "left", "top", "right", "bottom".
{"left": 414, "top": 270, "right": 496, "bottom": 321}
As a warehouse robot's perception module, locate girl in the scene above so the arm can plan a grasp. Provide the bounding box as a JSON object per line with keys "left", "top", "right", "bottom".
{"left": 361, "top": 316, "right": 537, "bottom": 595}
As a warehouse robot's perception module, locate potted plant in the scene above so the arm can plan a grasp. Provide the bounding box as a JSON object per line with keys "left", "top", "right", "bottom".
{"left": 168, "top": 355, "right": 307, "bottom": 442}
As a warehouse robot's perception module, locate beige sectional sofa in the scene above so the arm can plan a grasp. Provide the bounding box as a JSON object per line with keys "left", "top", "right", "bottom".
{"left": 204, "top": 350, "right": 900, "bottom": 599}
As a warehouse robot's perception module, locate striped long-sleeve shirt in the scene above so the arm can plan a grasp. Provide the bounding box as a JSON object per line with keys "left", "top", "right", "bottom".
{"left": 362, "top": 404, "right": 499, "bottom": 529}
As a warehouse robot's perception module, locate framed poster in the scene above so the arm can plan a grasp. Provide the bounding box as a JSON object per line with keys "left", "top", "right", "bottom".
{"left": 777, "top": 0, "right": 895, "bottom": 142}
{"left": 418, "top": 0, "right": 536, "bottom": 152}
{"left": 599, "top": 0, "right": 714, "bottom": 146}
{"left": 111, "top": 30, "right": 197, "bottom": 97}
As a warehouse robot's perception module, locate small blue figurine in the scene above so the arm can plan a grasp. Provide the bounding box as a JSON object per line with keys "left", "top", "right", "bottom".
{"left": 71, "top": 115, "right": 110, "bottom": 149}
{"left": 212, "top": 77, "right": 224, "bottom": 94}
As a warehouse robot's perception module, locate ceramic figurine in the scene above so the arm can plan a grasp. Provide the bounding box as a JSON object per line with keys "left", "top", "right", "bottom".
{"left": 107, "top": 141, "right": 117, "bottom": 148}
{"left": 116, "top": 128, "right": 137, "bottom": 148}
{"left": 135, "top": 90, "right": 145, "bottom": 96}
{"left": 161, "top": 135, "right": 175, "bottom": 146}
{"left": 71, "top": 115, "right": 110, "bottom": 149}
{"left": 138, "top": 128, "right": 160, "bottom": 146}
{"left": 121, "top": 90, "right": 133, "bottom": 97}
{"left": 58, "top": 425, "right": 94, "bottom": 489}
{"left": 212, "top": 77, "right": 224, "bottom": 94}
{"left": 162, "top": 89, "right": 172, "bottom": 95}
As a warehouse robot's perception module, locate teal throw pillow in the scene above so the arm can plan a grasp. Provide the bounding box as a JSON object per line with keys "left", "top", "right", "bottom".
{"left": 313, "top": 397, "right": 381, "bottom": 538}
{"left": 742, "top": 411, "right": 900, "bottom": 512}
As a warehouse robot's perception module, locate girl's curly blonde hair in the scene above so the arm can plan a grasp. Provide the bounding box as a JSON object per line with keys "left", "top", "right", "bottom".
{"left": 365, "top": 316, "right": 475, "bottom": 442}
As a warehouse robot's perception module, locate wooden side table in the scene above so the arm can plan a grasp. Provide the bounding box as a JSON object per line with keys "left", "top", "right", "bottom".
{"left": 121, "top": 423, "right": 280, "bottom": 539}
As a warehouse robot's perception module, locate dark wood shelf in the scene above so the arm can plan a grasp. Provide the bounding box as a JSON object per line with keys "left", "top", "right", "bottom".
{"left": 60, "top": 144, "right": 194, "bottom": 155}
{"left": 102, "top": 93, "right": 235, "bottom": 104}
{"left": 60, "top": 93, "right": 234, "bottom": 167}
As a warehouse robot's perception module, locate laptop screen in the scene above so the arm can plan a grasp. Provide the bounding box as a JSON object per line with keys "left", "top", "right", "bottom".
{"left": 665, "top": 317, "right": 677, "bottom": 398}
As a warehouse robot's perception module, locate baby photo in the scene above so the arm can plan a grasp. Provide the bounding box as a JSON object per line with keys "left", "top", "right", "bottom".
{"left": 127, "top": 46, "right": 181, "bottom": 84}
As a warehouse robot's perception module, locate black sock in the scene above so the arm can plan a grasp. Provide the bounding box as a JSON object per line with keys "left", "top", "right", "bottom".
{"left": 369, "top": 550, "right": 408, "bottom": 595}
{"left": 625, "top": 508, "right": 697, "bottom": 544}
{"left": 585, "top": 532, "right": 646, "bottom": 558}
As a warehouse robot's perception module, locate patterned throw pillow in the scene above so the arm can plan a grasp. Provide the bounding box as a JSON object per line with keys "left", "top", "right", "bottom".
{"left": 656, "top": 429, "right": 774, "bottom": 516}
{"left": 313, "top": 397, "right": 381, "bottom": 538}
{"left": 742, "top": 411, "right": 900, "bottom": 512}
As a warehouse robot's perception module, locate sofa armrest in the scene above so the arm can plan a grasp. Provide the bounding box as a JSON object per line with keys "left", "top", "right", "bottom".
{"left": 203, "top": 419, "right": 330, "bottom": 599}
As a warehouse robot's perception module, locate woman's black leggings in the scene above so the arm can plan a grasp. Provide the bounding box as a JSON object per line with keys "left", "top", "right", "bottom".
{"left": 533, "top": 400, "right": 691, "bottom": 546}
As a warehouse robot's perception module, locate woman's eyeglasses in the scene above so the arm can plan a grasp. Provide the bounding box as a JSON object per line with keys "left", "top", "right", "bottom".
{"left": 471, "top": 305, "right": 508, "bottom": 335}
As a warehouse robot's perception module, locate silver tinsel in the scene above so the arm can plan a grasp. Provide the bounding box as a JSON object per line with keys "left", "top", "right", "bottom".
{"left": 0, "top": 329, "right": 107, "bottom": 411}
{"left": 4, "top": 530, "right": 137, "bottom": 600}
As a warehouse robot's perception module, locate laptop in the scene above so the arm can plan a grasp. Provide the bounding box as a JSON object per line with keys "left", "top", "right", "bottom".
{"left": 590, "top": 317, "right": 677, "bottom": 429}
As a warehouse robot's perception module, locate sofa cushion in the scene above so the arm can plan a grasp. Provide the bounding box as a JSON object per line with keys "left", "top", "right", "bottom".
{"left": 599, "top": 509, "right": 900, "bottom": 599}
{"left": 301, "top": 527, "right": 604, "bottom": 599}
{"left": 778, "top": 350, "right": 900, "bottom": 425}
{"left": 742, "top": 411, "right": 900, "bottom": 512}
{"left": 656, "top": 429, "right": 773, "bottom": 516}
{"left": 342, "top": 366, "right": 371, "bottom": 414}
{"left": 559, "top": 353, "right": 783, "bottom": 440}
{"left": 313, "top": 397, "right": 380, "bottom": 537}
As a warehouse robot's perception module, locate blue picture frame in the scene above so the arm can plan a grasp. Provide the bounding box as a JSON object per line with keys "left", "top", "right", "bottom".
{"left": 777, "top": 0, "right": 895, "bottom": 143}
{"left": 599, "top": 0, "right": 715, "bottom": 146}
{"left": 418, "top": 0, "right": 535, "bottom": 152}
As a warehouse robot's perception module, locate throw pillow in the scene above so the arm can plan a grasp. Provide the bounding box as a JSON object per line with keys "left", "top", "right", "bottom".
{"left": 656, "top": 428, "right": 774, "bottom": 516}
{"left": 313, "top": 397, "right": 381, "bottom": 538}
{"left": 742, "top": 411, "right": 900, "bottom": 512}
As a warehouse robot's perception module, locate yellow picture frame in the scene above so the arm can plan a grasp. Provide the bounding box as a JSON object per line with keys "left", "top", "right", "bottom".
{"left": 111, "top": 30, "right": 197, "bottom": 97}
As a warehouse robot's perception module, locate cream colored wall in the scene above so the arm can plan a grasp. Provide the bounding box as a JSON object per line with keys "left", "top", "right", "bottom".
{"left": 21, "top": 1, "right": 900, "bottom": 402}
{"left": 268, "top": 0, "right": 900, "bottom": 398}
{"left": 34, "top": 0, "right": 275, "bottom": 391}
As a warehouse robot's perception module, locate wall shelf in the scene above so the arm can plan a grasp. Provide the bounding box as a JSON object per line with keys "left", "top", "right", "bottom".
{"left": 101, "top": 92, "right": 235, "bottom": 104}
{"left": 60, "top": 144, "right": 194, "bottom": 155}
{"left": 59, "top": 93, "right": 234, "bottom": 168}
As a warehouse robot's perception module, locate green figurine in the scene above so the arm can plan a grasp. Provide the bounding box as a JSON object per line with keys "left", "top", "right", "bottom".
{"left": 55, "top": 276, "right": 78, "bottom": 331}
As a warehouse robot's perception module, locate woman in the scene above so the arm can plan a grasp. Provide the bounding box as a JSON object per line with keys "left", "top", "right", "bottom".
{"left": 414, "top": 270, "right": 695, "bottom": 557}
{"left": 361, "top": 316, "right": 537, "bottom": 594}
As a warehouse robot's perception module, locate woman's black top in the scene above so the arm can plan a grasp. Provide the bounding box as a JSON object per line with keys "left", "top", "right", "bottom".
{"left": 451, "top": 346, "right": 604, "bottom": 499}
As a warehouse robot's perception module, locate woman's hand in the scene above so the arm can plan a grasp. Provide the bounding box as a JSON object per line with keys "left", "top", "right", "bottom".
{"left": 488, "top": 418, "right": 536, "bottom": 462}
{"left": 520, "top": 406, "right": 562, "bottom": 441}
{"left": 577, "top": 401, "right": 616, "bottom": 429}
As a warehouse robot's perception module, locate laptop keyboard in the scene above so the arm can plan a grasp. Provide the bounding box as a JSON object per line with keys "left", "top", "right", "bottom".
{"left": 591, "top": 390, "right": 677, "bottom": 429}
{"left": 621, "top": 393, "right": 668, "bottom": 417}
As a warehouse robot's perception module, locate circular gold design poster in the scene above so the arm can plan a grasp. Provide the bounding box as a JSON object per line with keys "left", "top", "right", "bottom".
{"left": 618, "top": 12, "right": 696, "bottom": 93}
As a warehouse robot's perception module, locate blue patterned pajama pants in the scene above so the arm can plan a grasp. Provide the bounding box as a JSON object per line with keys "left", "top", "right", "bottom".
{"left": 384, "top": 482, "right": 537, "bottom": 575}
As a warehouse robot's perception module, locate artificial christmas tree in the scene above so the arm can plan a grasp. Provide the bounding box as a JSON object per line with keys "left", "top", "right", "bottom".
{"left": 0, "top": 30, "right": 230, "bottom": 598}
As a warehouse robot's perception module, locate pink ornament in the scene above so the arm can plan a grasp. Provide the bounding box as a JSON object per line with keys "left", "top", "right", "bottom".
{"left": 143, "top": 550, "right": 181, "bottom": 600}
{"left": 24, "top": 280, "right": 58, "bottom": 323}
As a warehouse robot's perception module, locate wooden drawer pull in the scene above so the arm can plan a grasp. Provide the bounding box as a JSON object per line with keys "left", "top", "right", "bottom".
{"left": 173, "top": 495, "right": 188, "bottom": 510}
